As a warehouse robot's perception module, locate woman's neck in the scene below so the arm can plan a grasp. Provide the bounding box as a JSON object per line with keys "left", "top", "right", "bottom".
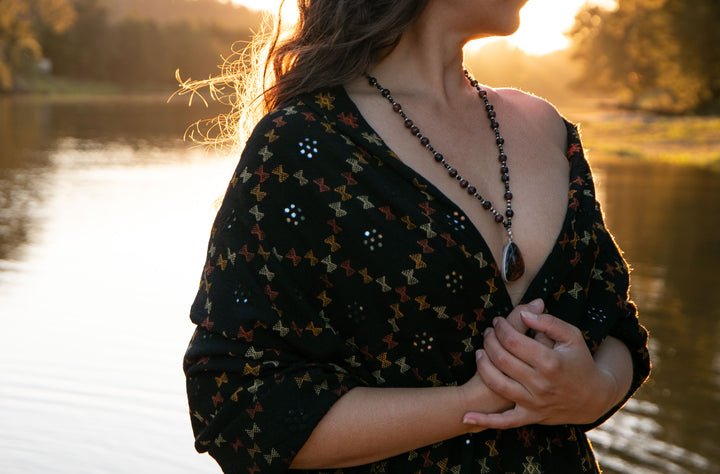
{"left": 365, "top": 10, "right": 474, "bottom": 109}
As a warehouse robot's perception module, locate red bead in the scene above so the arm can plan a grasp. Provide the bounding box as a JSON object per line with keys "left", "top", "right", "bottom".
{"left": 459, "top": 179, "right": 469, "bottom": 188}
{"left": 495, "top": 214, "right": 504, "bottom": 223}
{"left": 467, "top": 186, "right": 477, "bottom": 194}
{"left": 393, "top": 103, "right": 402, "bottom": 112}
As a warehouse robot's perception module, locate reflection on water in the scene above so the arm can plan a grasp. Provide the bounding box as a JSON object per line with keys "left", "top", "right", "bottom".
{"left": 585, "top": 155, "right": 720, "bottom": 473}
{"left": 0, "top": 97, "right": 718, "bottom": 473}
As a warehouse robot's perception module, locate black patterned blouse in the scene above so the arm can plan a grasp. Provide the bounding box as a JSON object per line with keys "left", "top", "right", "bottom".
{"left": 184, "top": 86, "right": 650, "bottom": 474}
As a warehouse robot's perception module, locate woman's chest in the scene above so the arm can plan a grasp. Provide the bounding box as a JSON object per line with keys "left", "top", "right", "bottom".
{"left": 380, "top": 127, "right": 571, "bottom": 305}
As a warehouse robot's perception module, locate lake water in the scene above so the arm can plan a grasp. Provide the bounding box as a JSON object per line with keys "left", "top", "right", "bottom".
{"left": 0, "top": 96, "right": 718, "bottom": 474}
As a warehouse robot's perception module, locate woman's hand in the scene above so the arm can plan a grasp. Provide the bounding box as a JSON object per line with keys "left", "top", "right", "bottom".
{"left": 463, "top": 306, "right": 625, "bottom": 429}
{"left": 456, "top": 299, "right": 543, "bottom": 430}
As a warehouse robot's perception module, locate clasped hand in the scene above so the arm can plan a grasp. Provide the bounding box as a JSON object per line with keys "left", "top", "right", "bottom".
{"left": 462, "top": 299, "right": 619, "bottom": 429}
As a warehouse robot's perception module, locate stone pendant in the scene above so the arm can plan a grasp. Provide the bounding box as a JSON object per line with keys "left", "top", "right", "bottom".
{"left": 501, "top": 241, "right": 525, "bottom": 282}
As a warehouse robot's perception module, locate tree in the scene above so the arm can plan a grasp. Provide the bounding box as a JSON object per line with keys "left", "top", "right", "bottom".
{"left": 41, "top": 0, "right": 110, "bottom": 80}
{"left": 39, "top": 0, "right": 261, "bottom": 90}
{"left": 0, "top": 0, "right": 76, "bottom": 91}
{"left": 568, "top": 0, "right": 720, "bottom": 113}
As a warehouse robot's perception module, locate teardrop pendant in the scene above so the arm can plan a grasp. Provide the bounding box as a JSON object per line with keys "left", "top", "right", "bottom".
{"left": 502, "top": 241, "right": 525, "bottom": 282}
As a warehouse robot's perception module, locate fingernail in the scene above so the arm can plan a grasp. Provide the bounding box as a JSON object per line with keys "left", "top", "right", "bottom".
{"left": 492, "top": 317, "right": 499, "bottom": 327}
{"left": 528, "top": 299, "right": 544, "bottom": 312}
{"left": 463, "top": 416, "right": 478, "bottom": 425}
{"left": 520, "top": 310, "right": 537, "bottom": 321}
{"left": 484, "top": 327, "right": 492, "bottom": 337}
{"left": 476, "top": 350, "right": 484, "bottom": 361}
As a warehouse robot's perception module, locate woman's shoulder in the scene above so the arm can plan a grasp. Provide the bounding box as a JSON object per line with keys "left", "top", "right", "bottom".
{"left": 246, "top": 88, "right": 347, "bottom": 141}
{"left": 493, "top": 87, "right": 570, "bottom": 150}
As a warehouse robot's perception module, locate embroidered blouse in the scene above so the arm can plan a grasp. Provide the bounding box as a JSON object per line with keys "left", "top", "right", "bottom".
{"left": 183, "top": 86, "right": 650, "bottom": 473}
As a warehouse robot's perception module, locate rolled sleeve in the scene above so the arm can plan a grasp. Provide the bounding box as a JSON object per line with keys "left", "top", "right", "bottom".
{"left": 183, "top": 109, "right": 366, "bottom": 472}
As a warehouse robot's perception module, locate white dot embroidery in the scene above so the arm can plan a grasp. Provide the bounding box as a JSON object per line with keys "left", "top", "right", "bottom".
{"left": 283, "top": 204, "right": 306, "bottom": 226}
{"left": 298, "top": 138, "right": 319, "bottom": 159}
{"left": 362, "top": 229, "right": 383, "bottom": 251}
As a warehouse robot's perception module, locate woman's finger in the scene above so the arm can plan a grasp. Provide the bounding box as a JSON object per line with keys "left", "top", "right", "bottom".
{"left": 463, "top": 405, "right": 537, "bottom": 430}
{"left": 476, "top": 343, "right": 531, "bottom": 401}
{"left": 491, "top": 317, "right": 552, "bottom": 368}
{"left": 520, "top": 311, "right": 586, "bottom": 346}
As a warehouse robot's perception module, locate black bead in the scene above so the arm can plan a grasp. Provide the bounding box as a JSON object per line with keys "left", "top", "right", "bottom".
{"left": 371, "top": 73, "right": 520, "bottom": 236}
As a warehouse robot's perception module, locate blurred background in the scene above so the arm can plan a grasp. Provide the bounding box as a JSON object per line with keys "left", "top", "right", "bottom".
{"left": 0, "top": 0, "right": 718, "bottom": 473}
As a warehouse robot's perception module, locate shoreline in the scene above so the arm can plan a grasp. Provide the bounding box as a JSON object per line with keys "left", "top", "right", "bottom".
{"left": 5, "top": 81, "right": 719, "bottom": 171}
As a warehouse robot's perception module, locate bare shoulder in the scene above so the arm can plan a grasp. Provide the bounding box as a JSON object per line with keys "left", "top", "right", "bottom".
{"left": 493, "top": 87, "right": 568, "bottom": 150}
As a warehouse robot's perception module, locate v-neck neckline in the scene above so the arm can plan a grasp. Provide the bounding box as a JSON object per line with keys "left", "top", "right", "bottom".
{"left": 317, "top": 85, "right": 586, "bottom": 309}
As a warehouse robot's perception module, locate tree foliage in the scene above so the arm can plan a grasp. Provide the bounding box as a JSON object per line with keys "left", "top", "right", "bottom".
{"left": 568, "top": 0, "right": 720, "bottom": 113}
{"left": 5, "top": 0, "right": 262, "bottom": 91}
{"left": 0, "top": 0, "right": 76, "bottom": 90}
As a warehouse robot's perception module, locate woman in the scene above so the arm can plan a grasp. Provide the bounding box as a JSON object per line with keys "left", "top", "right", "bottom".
{"left": 183, "top": 0, "right": 650, "bottom": 472}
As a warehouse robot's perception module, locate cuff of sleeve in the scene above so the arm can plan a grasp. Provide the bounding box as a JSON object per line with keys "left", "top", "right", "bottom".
{"left": 203, "top": 365, "right": 365, "bottom": 473}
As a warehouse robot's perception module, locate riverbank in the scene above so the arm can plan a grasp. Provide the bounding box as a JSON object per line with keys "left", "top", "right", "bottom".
{"left": 565, "top": 106, "right": 720, "bottom": 171}
{"left": 8, "top": 75, "right": 176, "bottom": 99}
{"left": 7, "top": 80, "right": 720, "bottom": 171}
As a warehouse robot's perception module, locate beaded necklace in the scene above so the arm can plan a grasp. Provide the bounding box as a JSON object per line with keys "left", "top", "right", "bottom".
{"left": 367, "top": 70, "right": 525, "bottom": 282}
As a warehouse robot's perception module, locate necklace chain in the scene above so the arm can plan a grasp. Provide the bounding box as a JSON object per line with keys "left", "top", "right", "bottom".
{"left": 366, "top": 70, "right": 525, "bottom": 282}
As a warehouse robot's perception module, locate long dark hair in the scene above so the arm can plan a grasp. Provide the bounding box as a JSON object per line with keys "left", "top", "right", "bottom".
{"left": 267, "top": 0, "right": 430, "bottom": 111}
{"left": 175, "top": 0, "right": 429, "bottom": 149}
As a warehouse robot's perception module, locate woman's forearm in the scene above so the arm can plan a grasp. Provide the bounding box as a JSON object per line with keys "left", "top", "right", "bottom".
{"left": 290, "top": 374, "right": 510, "bottom": 469}
{"left": 594, "top": 335, "right": 634, "bottom": 409}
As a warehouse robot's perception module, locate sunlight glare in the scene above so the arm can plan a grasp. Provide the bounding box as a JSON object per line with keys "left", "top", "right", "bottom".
{"left": 231, "top": 0, "right": 299, "bottom": 22}
{"left": 503, "top": 0, "right": 618, "bottom": 55}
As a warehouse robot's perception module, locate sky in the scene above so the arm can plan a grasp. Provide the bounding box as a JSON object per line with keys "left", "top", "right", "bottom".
{"left": 231, "top": 0, "right": 617, "bottom": 55}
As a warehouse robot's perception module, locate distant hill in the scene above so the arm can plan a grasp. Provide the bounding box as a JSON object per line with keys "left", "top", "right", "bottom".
{"left": 100, "top": 0, "right": 262, "bottom": 28}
